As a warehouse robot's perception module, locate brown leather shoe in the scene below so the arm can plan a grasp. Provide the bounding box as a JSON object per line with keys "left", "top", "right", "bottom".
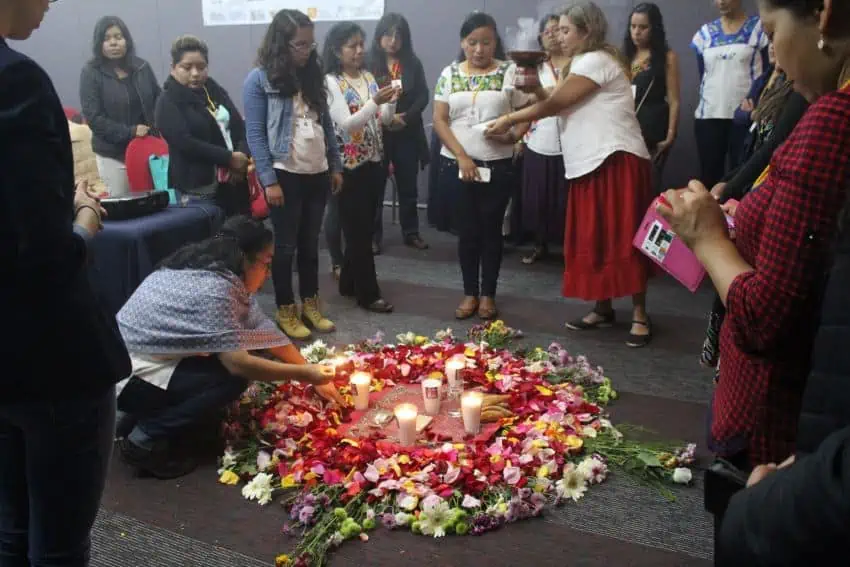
{"left": 478, "top": 296, "right": 498, "bottom": 320}
{"left": 404, "top": 235, "right": 430, "bottom": 250}
{"left": 455, "top": 296, "right": 479, "bottom": 320}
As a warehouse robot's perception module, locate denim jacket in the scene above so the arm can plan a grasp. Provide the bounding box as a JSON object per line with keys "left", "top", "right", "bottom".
{"left": 243, "top": 67, "right": 343, "bottom": 188}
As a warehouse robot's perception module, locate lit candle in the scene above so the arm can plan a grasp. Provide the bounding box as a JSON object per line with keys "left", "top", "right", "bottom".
{"left": 394, "top": 403, "right": 418, "bottom": 446}
{"left": 349, "top": 372, "right": 371, "bottom": 411}
{"left": 421, "top": 378, "right": 442, "bottom": 415}
{"left": 461, "top": 392, "right": 483, "bottom": 434}
{"left": 445, "top": 358, "right": 465, "bottom": 391}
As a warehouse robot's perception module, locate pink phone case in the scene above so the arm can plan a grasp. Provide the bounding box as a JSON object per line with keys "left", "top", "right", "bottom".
{"left": 633, "top": 198, "right": 707, "bottom": 293}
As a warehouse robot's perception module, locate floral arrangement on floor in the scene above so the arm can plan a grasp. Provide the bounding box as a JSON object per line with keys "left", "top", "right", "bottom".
{"left": 218, "top": 322, "right": 696, "bottom": 567}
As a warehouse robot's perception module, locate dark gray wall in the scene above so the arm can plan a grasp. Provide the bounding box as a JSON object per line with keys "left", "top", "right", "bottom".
{"left": 14, "top": 0, "right": 757, "bottom": 191}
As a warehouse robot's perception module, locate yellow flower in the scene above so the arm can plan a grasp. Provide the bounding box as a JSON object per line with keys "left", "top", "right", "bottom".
{"left": 486, "top": 371, "right": 497, "bottom": 383}
{"left": 275, "top": 554, "right": 291, "bottom": 566}
{"left": 218, "top": 470, "right": 239, "bottom": 485}
{"left": 341, "top": 438, "right": 360, "bottom": 447}
{"left": 281, "top": 474, "right": 297, "bottom": 488}
{"left": 490, "top": 454, "right": 502, "bottom": 464}
{"left": 304, "top": 471, "right": 318, "bottom": 481}
{"left": 534, "top": 421, "right": 548, "bottom": 432}
{"left": 537, "top": 465, "right": 550, "bottom": 478}
{"left": 565, "top": 435, "right": 584, "bottom": 451}
{"left": 464, "top": 347, "right": 476, "bottom": 357}
{"left": 535, "top": 385, "right": 554, "bottom": 396}
{"left": 398, "top": 454, "right": 411, "bottom": 465}
{"left": 415, "top": 335, "right": 428, "bottom": 345}
{"left": 532, "top": 439, "right": 547, "bottom": 449}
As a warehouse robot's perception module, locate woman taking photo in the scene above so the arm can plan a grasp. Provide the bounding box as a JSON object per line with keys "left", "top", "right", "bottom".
{"left": 116, "top": 217, "right": 340, "bottom": 479}
{"left": 80, "top": 16, "right": 160, "bottom": 197}
{"left": 323, "top": 22, "right": 398, "bottom": 313}
{"left": 623, "top": 2, "right": 680, "bottom": 189}
{"left": 2, "top": 1, "right": 131, "bottom": 563}
{"left": 488, "top": 2, "right": 653, "bottom": 347}
{"left": 156, "top": 35, "right": 251, "bottom": 217}
{"left": 657, "top": 0, "right": 850, "bottom": 540}
{"left": 243, "top": 9, "right": 342, "bottom": 341}
{"left": 433, "top": 12, "right": 529, "bottom": 320}
{"left": 691, "top": 0, "right": 769, "bottom": 189}
{"left": 369, "top": 12, "right": 431, "bottom": 252}
{"left": 520, "top": 14, "right": 570, "bottom": 265}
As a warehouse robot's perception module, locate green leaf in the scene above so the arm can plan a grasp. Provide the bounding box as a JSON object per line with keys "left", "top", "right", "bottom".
{"left": 637, "top": 451, "right": 662, "bottom": 468}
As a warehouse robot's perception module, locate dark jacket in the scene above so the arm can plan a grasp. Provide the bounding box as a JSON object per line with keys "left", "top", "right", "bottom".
{"left": 0, "top": 38, "right": 131, "bottom": 401}
{"left": 717, "top": 425, "right": 850, "bottom": 566}
{"left": 795, "top": 222, "right": 850, "bottom": 455}
{"left": 79, "top": 55, "right": 160, "bottom": 160}
{"left": 155, "top": 76, "right": 247, "bottom": 191}
{"left": 372, "top": 54, "right": 431, "bottom": 168}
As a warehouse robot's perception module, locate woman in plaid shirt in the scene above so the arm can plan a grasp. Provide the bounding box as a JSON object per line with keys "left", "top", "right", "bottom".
{"left": 660, "top": 0, "right": 850, "bottom": 470}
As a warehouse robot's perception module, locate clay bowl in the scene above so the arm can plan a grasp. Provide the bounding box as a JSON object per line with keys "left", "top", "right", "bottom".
{"left": 507, "top": 50, "right": 548, "bottom": 67}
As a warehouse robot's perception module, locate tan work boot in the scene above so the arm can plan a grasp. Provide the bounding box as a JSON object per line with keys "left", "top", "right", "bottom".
{"left": 302, "top": 296, "right": 336, "bottom": 333}
{"left": 276, "top": 304, "right": 311, "bottom": 340}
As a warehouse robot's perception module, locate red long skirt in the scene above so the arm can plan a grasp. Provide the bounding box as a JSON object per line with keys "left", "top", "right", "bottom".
{"left": 562, "top": 151, "right": 653, "bottom": 300}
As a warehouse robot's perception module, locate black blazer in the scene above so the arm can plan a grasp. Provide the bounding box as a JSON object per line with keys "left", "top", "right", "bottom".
{"left": 0, "top": 38, "right": 131, "bottom": 401}
{"left": 155, "top": 76, "right": 248, "bottom": 191}
{"left": 80, "top": 56, "right": 161, "bottom": 160}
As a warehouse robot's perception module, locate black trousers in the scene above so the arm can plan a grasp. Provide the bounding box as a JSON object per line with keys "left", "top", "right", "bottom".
{"left": 376, "top": 130, "right": 422, "bottom": 243}
{"left": 442, "top": 156, "right": 514, "bottom": 297}
{"left": 339, "top": 161, "right": 385, "bottom": 305}
{"left": 694, "top": 119, "right": 749, "bottom": 190}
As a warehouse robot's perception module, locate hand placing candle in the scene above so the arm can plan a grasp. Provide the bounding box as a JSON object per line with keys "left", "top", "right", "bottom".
{"left": 394, "top": 403, "right": 418, "bottom": 446}
{"left": 461, "top": 392, "right": 483, "bottom": 435}
{"left": 349, "top": 372, "right": 371, "bottom": 411}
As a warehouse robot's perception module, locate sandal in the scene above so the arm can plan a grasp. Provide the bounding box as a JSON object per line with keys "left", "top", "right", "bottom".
{"left": 478, "top": 297, "right": 498, "bottom": 320}
{"left": 565, "top": 310, "right": 616, "bottom": 331}
{"left": 522, "top": 245, "right": 547, "bottom": 265}
{"left": 455, "top": 297, "right": 479, "bottom": 320}
{"left": 626, "top": 318, "right": 653, "bottom": 348}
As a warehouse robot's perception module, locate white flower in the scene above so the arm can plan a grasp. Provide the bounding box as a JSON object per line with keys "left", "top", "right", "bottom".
{"left": 396, "top": 332, "right": 416, "bottom": 345}
{"left": 487, "top": 357, "right": 503, "bottom": 371}
{"left": 555, "top": 464, "right": 588, "bottom": 502}
{"left": 241, "top": 472, "right": 274, "bottom": 505}
{"left": 256, "top": 450, "right": 272, "bottom": 472}
{"left": 576, "top": 456, "right": 608, "bottom": 485}
{"left": 397, "top": 493, "right": 419, "bottom": 511}
{"left": 461, "top": 494, "right": 482, "bottom": 509}
{"left": 217, "top": 448, "right": 237, "bottom": 474}
{"left": 394, "top": 512, "right": 413, "bottom": 526}
{"left": 672, "top": 467, "right": 693, "bottom": 484}
{"left": 582, "top": 426, "right": 598, "bottom": 438}
{"left": 443, "top": 464, "right": 461, "bottom": 485}
{"left": 418, "top": 497, "right": 451, "bottom": 538}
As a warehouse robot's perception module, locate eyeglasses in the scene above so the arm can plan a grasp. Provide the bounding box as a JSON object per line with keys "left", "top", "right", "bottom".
{"left": 290, "top": 41, "right": 318, "bottom": 52}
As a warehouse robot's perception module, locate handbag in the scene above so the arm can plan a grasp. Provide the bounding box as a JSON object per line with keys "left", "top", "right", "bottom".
{"left": 216, "top": 166, "right": 269, "bottom": 220}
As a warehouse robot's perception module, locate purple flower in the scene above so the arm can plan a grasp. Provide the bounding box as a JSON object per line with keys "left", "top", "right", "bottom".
{"left": 381, "top": 513, "right": 397, "bottom": 530}
{"left": 471, "top": 513, "right": 504, "bottom": 536}
{"left": 318, "top": 494, "right": 331, "bottom": 507}
{"left": 298, "top": 505, "right": 316, "bottom": 525}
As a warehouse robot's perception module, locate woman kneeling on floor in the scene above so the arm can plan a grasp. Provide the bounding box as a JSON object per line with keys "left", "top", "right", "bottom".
{"left": 115, "top": 216, "right": 343, "bottom": 479}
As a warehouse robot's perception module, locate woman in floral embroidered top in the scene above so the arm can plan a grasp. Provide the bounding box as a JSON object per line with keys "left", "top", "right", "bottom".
{"left": 432, "top": 12, "right": 531, "bottom": 321}
{"left": 322, "top": 22, "right": 398, "bottom": 313}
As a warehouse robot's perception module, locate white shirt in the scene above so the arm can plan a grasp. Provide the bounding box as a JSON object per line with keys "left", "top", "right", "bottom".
{"left": 275, "top": 93, "right": 329, "bottom": 174}
{"left": 325, "top": 73, "right": 395, "bottom": 165}
{"left": 558, "top": 51, "right": 650, "bottom": 180}
{"left": 692, "top": 17, "right": 768, "bottom": 119}
{"left": 525, "top": 62, "right": 562, "bottom": 157}
{"left": 115, "top": 354, "right": 184, "bottom": 397}
{"left": 434, "top": 61, "right": 530, "bottom": 162}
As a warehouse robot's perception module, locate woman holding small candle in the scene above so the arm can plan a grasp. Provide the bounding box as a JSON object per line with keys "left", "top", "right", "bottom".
{"left": 487, "top": 1, "right": 654, "bottom": 347}
{"left": 115, "top": 217, "right": 343, "bottom": 479}
{"left": 432, "top": 11, "right": 532, "bottom": 320}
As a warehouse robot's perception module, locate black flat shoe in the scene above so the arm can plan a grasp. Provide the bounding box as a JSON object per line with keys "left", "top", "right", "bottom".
{"left": 626, "top": 318, "right": 653, "bottom": 348}
{"left": 565, "top": 310, "right": 616, "bottom": 331}
{"left": 404, "top": 235, "right": 430, "bottom": 250}
{"left": 119, "top": 438, "right": 198, "bottom": 480}
{"left": 363, "top": 299, "right": 394, "bottom": 313}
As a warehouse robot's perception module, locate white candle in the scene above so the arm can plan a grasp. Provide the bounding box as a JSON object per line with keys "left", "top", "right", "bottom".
{"left": 445, "top": 358, "right": 465, "bottom": 390}
{"left": 421, "top": 378, "right": 442, "bottom": 415}
{"left": 395, "top": 403, "right": 418, "bottom": 446}
{"left": 349, "top": 372, "right": 371, "bottom": 411}
{"left": 461, "top": 392, "right": 483, "bottom": 435}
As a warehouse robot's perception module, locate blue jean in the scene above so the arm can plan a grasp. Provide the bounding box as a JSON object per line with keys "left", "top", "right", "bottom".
{"left": 268, "top": 169, "right": 330, "bottom": 305}
{"left": 0, "top": 387, "right": 115, "bottom": 567}
{"left": 117, "top": 356, "right": 247, "bottom": 447}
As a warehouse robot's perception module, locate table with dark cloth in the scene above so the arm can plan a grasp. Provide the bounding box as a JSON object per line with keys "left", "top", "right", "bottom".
{"left": 89, "top": 203, "right": 224, "bottom": 315}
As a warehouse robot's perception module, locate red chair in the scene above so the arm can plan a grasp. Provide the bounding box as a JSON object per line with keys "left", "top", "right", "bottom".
{"left": 125, "top": 136, "right": 169, "bottom": 193}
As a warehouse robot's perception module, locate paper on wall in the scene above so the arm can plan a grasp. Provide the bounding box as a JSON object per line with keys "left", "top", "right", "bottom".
{"left": 202, "top": 0, "right": 385, "bottom": 26}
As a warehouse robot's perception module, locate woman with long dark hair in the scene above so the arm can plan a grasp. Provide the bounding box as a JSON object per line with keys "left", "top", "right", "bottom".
{"left": 243, "top": 9, "right": 343, "bottom": 340}
{"left": 155, "top": 35, "right": 251, "bottom": 216}
{"left": 323, "top": 22, "right": 398, "bottom": 313}
{"left": 623, "top": 2, "right": 680, "bottom": 190}
{"left": 80, "top": 16, "right": 160, "bottom": 196}
{"left": 520, "top": 14, "right": 570, "bottom": 265}
{"left": 368, "top": 12, "right": 431, "bottom": 252}
{"left": 432, "top": 12, "right": 528, "bottom": 321}
{"left": 2, "top": 2, "right": 131, "bottom": 563}
{"left": 115, "top": 216, "right": 340, "bottom": 479}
